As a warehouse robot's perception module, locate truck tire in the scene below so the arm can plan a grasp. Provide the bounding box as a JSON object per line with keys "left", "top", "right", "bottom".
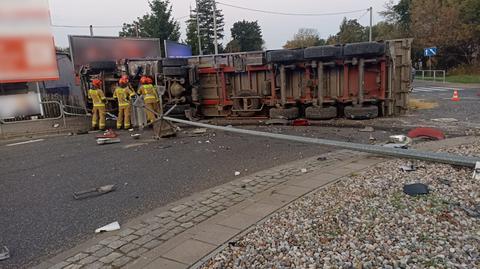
{"left": 163, "top": 67, "right": 187, "bottom": 77}
{"left": 269, "top": 107, "right": 299, "bottom": 120}
{"left": 89, "top": 61, "right": 117, "bottom": 71}
{"left": 343, "top": 42, "right": 386, "bottom": 57}
{"left": 344, "top": 105, "right": 379, "bottom": 120}
{"left": 305, "top": 106, "right": 338, "bottom": 120}
{"left": 266, "top": 49, "right": 304, "bottom": 63}
{"left": 162, "top": 58, "right": 188, "bottom": 67}
{"left": 304, "top": 46, "right": 342, "bottom": 60}
{"left": 232, "top": 90, "right": 260, "bottom": 117}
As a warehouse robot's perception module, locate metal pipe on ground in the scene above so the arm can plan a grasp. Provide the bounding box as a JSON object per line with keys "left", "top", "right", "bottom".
{"left": 163, "top": 116, "right": 480, "bottom": 168}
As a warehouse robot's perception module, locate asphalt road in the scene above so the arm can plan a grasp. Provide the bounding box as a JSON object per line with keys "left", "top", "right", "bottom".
{"left": 0, "top": 125, "right": 391, "bottom": 268}
{"left": 411, "top": 81, "right": 480, "bottom": 123}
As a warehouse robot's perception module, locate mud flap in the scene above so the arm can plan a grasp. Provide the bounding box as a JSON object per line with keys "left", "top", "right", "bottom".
{"left": 269, "top": 107, "right": 299, "bottom": 120}
{"left": 344, "top": 106, "right": 379, "bottom": 120}
{"left": 305, "top": 106, "right": 338, "bottom": 120}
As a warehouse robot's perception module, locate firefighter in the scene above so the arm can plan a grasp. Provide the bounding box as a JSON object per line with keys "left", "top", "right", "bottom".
{"left": 113, "top": 76, "right": 135, "bottom": 129}
{"left": 88, "top": 79, "right": 106, "bottom": 130}
{"left": 137, "top": 76, "right": 159, "bottom": 124}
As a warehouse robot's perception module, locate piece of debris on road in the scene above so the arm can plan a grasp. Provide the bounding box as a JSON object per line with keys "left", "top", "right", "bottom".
{"left": 359, "top": 126, "right": 375, "bottom": 132}
{"left": 201, "top": 141, "right": 480, "bottom": 269}
{"left": 0, "top": 246, "right": 10, "bottom": 261}
{"left": 73, "top": 184, "right": 116, "bottom": 200}
{"left": 95, "top": 221, "right": 120, "bottom": 233}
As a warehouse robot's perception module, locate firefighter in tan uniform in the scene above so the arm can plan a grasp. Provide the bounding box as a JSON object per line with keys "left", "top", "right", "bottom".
{"left": 113, "top": 76, "right": 135, "bottom": 129}
{"left": 88, "top": 79, "right": 106, "bottom": 130}
{"left": 137, "top": 76, "right": 160, "bottom": 124}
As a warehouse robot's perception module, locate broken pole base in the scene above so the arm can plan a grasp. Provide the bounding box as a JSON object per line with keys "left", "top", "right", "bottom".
{"left": 153, "top": 118, "right": 177, "bottom": 139}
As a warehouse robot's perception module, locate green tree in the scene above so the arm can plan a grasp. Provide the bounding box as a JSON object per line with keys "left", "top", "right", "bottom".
{"left": 283, "top": 28, "right": 326, "bottom": 49}
{"left": 119, "top": 0, "right": 180, "bottom": 54}
{"left": 328, "top": 18, "right": 367, "bottom": 44}
{"left": 225, "top": 20, "right": 263, "bottom": 52}
{"left": 381, "top": 0, "right": 412, "bottom": 33}
{"left": 185, "top": 0, "right": 225, "bottom": 55}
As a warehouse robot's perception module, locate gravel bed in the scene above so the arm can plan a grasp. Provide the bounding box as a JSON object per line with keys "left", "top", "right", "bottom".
{"left": 201, "top": 141, "right": 480, "bottom": 269}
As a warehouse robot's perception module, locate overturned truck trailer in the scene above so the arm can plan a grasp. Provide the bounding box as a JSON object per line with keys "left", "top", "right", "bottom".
{"left": 75, "top": 38, "right": 412, "bottom": 121}
{"left": 189, "top": 39, "right": 412, "bottom": 120}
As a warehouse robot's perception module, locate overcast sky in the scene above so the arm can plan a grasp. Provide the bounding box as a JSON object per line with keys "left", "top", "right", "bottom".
{"left": 49, "top": 0, "right": 395, "bottom": 49}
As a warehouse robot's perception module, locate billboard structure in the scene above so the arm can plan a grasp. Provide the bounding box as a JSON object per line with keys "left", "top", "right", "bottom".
{"left": 0, "top": 0, "right": 59, "bottom": 83}
{"left": 69, "top": 36, "right": 162, "bottom": 73}
{"left": 164, "top": 40, "right": 192, "bottom": 58}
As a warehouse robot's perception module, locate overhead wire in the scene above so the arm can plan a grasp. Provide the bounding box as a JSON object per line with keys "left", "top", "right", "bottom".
{"left": 216, "top": 1, "right": 368, "bottom": 17}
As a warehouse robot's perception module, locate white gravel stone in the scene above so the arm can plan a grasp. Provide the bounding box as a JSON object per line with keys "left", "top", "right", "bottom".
{"left": 201, "top": 141, "right": 480, "bottom": 268}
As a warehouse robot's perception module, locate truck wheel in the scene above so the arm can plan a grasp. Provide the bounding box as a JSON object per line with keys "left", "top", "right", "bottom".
{"left": 266, "top": 49, "right": 304, "bottom": 63}
{"left": 269, "top": 107, "right": 299, "bottom": 120}
{"left": 343, "top": 42, "right": 386, "bottom": 57}
{"left": 162, "top": 58, "right": 188, "bottom": 67}
{"left": 232, "top": 90, "right": 260, "bottom": 117}
{"left": 304, "top": 46, "right": 342, "bottom": 60}
{"left": 344, "top": 105, "right": 379, "bottom": 120}
{"left": 163, "top": 67, "right": 187, "bottom": 77}
{"left": 305, "top": 106, "right": 338, "bottom": 120}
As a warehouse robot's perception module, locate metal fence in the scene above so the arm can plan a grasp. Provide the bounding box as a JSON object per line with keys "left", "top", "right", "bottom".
{"left": 414, "top": 70, "right": 446, "bottom": 83}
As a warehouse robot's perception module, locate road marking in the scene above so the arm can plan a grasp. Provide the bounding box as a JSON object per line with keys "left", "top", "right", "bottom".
{"left": 414, "top": 86, "right": 465, "bottom": 92}
{"left": 5, "top": 139, "right": 44, "bottom": 147}
{"left": 123, "top": 143, "right": 148, "bottom": 149}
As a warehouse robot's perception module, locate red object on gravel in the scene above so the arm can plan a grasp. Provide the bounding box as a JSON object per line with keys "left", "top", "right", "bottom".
{"left": 407, "top": 127, "right": 445, "bottom": 140}
{"left": 96, "top": 129, "right": 118, "bottom": 139}
{"left": 292, "top": 119, "right": 310, "bottom": 126}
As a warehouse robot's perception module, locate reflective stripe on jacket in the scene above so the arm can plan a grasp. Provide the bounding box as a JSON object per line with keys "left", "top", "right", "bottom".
{"left": 113, "top": 87, "right": 134, "bottom": 107}
{"left": 138, "top": 84, "right": 159, "bottom": 104}
{"left": 88, "top": 89, "right": 106, "bottom": 107}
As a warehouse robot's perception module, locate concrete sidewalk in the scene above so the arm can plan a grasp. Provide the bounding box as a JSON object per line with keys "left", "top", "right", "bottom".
{"left": 36, "top": 136, "right": 474, "bottom": 269}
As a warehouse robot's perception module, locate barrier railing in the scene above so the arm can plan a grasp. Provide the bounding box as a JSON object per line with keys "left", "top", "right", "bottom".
{"left": 414, "top": 70, "right": 446, "bottom": 83}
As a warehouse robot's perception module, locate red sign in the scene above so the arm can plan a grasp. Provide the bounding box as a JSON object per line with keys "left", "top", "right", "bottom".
{"left": 0, "top": 0, "right": 59, "bottom": 83}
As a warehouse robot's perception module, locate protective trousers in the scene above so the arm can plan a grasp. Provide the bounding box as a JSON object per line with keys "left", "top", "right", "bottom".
{"left": 144, "top": 102, "right": 158, "bottom": 124}
{"left": 92, "top": 106, "right": 106, "bottom": 129}
{"left": 117, "top": 105, "right": 131, "bottom": 129}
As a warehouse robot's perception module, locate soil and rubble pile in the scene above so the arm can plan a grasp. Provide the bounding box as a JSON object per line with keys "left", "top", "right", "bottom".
{"left": 202, "top": 142, "right": 480, "bottom": 269}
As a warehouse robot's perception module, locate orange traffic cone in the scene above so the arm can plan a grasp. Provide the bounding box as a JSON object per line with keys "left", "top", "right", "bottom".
{"left": 451, "top": 90, "right": 460, "bottom": 101}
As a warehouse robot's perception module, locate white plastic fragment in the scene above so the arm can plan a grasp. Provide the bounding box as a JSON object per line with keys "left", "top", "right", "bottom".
{"left": 301, "top": 168, "right": 307, "bottom": 173}
{"left": 234, "top": 171, "right": 241, "bottom": 176}
{"left": 472, "top": 161, "right": 480, "bottom": 180}
{"left": 192, "top": 128, "right": 207, "bottom": 134}
{"left": 95, "top": 221, "right": 120, "bottom": 233}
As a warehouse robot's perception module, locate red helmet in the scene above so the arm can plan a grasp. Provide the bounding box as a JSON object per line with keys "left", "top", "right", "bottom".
{"left": 140, "top": 76, "right": 153, "bottom": 84}
{"left": 92, "top": 79, "right": 102, "bottom": 88}
{"left": 119, "top": 76, "right": 129, "bottom": 85}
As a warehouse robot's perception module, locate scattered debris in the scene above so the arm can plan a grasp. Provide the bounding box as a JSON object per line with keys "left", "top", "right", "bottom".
{"left": 403, "top": 183, "right": 429, "bottom": 196}
{"left": 292, "top": 119, "right": 310, "bottom": 126}
{"left": 431, "top": 118, "right": 459, "bottom": 123}
{"left": 96, "top": 129, "right": 118, "bottom": 139}
{"left": 234, "top": 171, "right": 241, "bottom": 176}
{"left": 106, "top": 112, "right": 117, "bottom": 120}
{"left": 408, "top": 98, "right": 439, "bottom": 110}
{"left": 359, "top": 126, "right": 374, "bottom": 132}
{"left": 130, "top": 133, "right": 141, "bottom": 140}
{"left": 53, "top": 123, "right": 60, "bottom": 128}
{"left": 472, "top": 161, "right": 480, "bottom": 180}
{"left": 435, "top": 177, "right": 451, "bottom": 186}
{"left": 95, "top": 221, "right": 120, "bottom": 233}
{"left": 317, "top": 156, "right": 327, "bottom": 161}
{"left": 73, "top": 184, "right": 116, "bottom": 200}
{"left": 128, "top": 128, "right": 135, "bottom": 132}
{"left": 389, "top": 135, "right": 412, "bottom": 144}
{"left": 192, "top": 128, "right": 208, "bottom": 134}
{"left": 400, "top": 164, "right": 417, "bottom": 172}
{"left": 265, "top": 119, "right": 289, "bottom": 125}
{"left": 96, "top": 138, "right": 121, "bottom": 145}
{"left": 300, "top": 168, "right": 307, "bottom": 173}
{"left": 407, "top": 127, "right": 445, "bottom": 141}
{"left": 383, "top": 143, "right": 409, "bottom": 149}
{"left": 461, "top": 205, "right": 480, "bottom": 218}
{"left": 0, "top": 246, "right": 10, "bottom": 261}
{"left": 369, "top": 135, "right": 376, "bottom": 143}
{"left": 157, "top": 145, "right": 172, "bottom": 150}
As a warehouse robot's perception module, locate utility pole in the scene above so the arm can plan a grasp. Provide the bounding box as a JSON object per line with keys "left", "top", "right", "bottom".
{"left": 213, "top": 1, "right": 219, "bottom": 55}
{"left": 369, "top": 7, "right": 373, "bottom": 42}
{"left": 195, "top": 0, "right": 203, "bottom": 55}
{"left": 89, "top": 25, "right": 93, "bottom": 36}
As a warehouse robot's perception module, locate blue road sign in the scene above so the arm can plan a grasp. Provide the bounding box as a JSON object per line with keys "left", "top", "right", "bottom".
{"left": 424, "top": 47, "right": 437, "bottom": 57}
